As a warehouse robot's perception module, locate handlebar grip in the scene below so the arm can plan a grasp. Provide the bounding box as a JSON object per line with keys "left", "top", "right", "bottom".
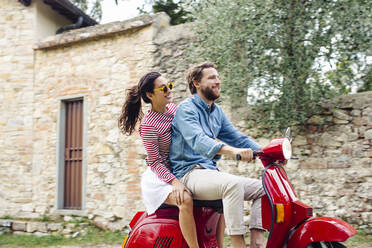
{"left": 253, "top": 150, "right": 263, "bottom": 159}
{"left": 237, "top": 150, "right": 262, "bottom": 161}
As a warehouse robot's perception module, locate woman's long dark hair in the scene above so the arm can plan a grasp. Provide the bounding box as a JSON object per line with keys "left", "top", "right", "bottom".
{"left": 118, "top": 72, "right": 161, "bottom": 135}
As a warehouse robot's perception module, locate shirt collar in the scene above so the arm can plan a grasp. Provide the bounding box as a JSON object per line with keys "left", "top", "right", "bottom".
{"left": 192, "top": 94, "right": 216, "bottom": 113}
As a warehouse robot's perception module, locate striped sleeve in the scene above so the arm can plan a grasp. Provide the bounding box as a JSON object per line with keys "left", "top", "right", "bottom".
{"left": 139, "top": 124, "right": 176, "bottom": 183}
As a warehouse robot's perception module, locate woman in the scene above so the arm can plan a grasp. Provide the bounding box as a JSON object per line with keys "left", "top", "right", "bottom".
{"left": 118, "top": 72, "right": 200, "bottom": 248}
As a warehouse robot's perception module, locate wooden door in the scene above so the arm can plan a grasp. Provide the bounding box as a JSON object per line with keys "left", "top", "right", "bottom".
{"left": 64, "top": 100, "right": 83, "bottom": 209}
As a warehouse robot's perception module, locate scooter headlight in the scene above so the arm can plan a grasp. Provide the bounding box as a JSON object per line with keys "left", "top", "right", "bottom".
{"left": 282, "top": 138, "right": 292, "bottom": 160}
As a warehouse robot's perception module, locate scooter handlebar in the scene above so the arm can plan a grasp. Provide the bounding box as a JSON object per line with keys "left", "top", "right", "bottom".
{"left": 236, "top": 150, "right": 263, "bottom": 161}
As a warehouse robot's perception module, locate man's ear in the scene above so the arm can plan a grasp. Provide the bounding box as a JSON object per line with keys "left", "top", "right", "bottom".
{"left": 193, "top": 80, "right": 200, "bottom": 90}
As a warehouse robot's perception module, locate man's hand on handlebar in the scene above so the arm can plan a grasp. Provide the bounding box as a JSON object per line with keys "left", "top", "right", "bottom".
{"left": 218, "top": 145, "right": 254, "bottom": 162}
{"left": 233, "top": 148, "right": 254, "bottom": 162}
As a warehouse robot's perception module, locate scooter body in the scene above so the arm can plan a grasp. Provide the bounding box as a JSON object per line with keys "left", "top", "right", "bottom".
{"left": 259, "top": 136, "right": 357, "bottom": 248}
{"left": 123, "top": 201, "right": 222, "bottom": 248}
{"left": 123, "top": 130, "right": 357, "bottom": 248}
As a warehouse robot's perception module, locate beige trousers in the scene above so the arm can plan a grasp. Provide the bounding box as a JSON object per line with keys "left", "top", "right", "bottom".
{"left": 180, "top": 166, "right": 265, "bottom": 235}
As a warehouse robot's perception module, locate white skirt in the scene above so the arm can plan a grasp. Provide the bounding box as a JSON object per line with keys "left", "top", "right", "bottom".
{"left": 141, "top": 167, "right": 173, "bottom": 214}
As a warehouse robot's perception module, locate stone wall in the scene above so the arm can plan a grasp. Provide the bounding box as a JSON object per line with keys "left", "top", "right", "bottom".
{"left": 31, "top": 14, "right": 171, "bottom": 229}
{"left": 209, "top": 94, "right": 372, "bottom": 232}
{"left": 0, "top": 5, "right": 370, "bottom": 232}
{"left": 0, "top": 10, "right": 172, "bottom": 230}
{"left": 151, "top": 24, "right": 372, "bottom": 232}
{"left": 152, "top": 22, "right": 195, "bottom": 104}
{"left": 0, "top": 0, "right": 35, "bottom": 218}
{"left": 291, "top": 93, "right": 372, "bottom": 229}
{"left": 0, "top": 217, "right": 93, "bottom": 237}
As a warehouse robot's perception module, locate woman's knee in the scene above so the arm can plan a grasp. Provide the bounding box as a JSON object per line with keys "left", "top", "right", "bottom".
{"left": 179, "top": 192, "right": 193, "bottom": 210}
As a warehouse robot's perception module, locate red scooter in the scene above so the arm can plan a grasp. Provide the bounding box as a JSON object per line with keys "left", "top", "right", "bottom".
{"left": 122, "top": 128, "right": 357, "bottom": 248}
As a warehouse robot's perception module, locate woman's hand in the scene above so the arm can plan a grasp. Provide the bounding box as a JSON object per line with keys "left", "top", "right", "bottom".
{"left": 170, "top": 178, "right": 190, "bottom": 205}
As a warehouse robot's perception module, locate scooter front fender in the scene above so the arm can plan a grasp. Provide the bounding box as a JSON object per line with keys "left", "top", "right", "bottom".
{"left": 286, "top": 217, "right": 357, "bottom": 248}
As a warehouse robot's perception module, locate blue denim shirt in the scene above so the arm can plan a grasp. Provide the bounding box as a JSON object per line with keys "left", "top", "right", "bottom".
{"left": 170, "top": 94, "right": 261, "bottom": 179}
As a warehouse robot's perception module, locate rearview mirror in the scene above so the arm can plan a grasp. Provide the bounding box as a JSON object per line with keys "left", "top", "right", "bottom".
{"left": 285, "top": 127, "right": 292, "bottom": 143}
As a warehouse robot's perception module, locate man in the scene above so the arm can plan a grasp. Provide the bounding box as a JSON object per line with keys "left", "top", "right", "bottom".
{"left": 169, "top": 62, "right": 266, "bottom": 248}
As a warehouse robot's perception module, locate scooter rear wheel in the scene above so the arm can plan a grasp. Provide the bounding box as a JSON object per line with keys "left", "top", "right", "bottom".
{"left": 306, "top": 241, "right": 347, "bottom": 248}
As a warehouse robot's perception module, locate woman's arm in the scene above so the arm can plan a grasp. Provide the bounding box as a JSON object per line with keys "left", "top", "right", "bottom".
{"left": 140, "top": 124, "right": 176, "bottom": 183}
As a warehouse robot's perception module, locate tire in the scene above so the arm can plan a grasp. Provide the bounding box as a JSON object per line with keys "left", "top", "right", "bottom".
{"left": 306, "top": 241, "right": 347, "bottom": 248}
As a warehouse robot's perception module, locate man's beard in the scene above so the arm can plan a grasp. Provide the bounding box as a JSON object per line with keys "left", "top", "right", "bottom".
{"left": 201, "top": 86, "right": 220, "bottom": 101}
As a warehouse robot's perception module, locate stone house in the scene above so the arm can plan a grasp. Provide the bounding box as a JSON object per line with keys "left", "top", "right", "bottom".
{"left": 1, "top": 0, "right": 179, "bottom": 230}
{"left": 1, "top": 0, "right": 371, "bottom": 232}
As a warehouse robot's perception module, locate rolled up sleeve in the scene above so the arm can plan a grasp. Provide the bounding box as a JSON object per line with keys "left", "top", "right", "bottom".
{"left": 217, "top": 110, "right": 261, "bottom": 150}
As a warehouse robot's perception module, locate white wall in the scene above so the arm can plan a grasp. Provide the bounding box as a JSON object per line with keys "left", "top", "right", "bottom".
{"left": 33, "top": 0, "right": 73, "bottom": 41}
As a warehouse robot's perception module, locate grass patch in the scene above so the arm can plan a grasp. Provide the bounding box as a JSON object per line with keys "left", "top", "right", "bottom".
{"left": 0, "top": 227, "right": 370, "bottom": 247}
{"left": 39, "top": 216, "right": 51, "bottom": 222}
{"left": 65, "top": 217, "right": 90, "bottom": 227}
{"left": 0, "top": 226, "right": 126, "bottom": 248}
{"left": 344, "top": 229, "right": 372, "bottom": 247}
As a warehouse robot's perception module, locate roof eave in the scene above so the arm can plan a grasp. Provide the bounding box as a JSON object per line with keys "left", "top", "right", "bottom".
{"left": 19, "top": 0, "right": 98, "bottom": 27}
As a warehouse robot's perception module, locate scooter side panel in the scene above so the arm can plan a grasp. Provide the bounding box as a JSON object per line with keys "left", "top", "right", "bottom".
{"left": 261, "top": 195, "right": 272, "bottom": 231}
{"left": 286, "top": 217, "right": 358, "bottom": 248}
{"left": 263, "top": 167, "right": 293, "bottom": 248}
{"left": 125, "top": 207, "right": 220, "bottom": 248}
{"left": 125, "top": 218, "right": 186, "bottom": 248}
{"left": 194, "top": 207, "right": 220, "bottom": 248}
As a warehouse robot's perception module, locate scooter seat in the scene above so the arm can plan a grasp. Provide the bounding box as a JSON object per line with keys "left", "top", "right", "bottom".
{"left": 159, "top": 199, "right": 223, "bottom": 213}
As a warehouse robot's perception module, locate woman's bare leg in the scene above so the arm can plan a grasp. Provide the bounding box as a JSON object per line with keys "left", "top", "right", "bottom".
{"left": 165, "top": 191, "right": 199, "bottom": 248}
{"left": 216, "top": 214, "right": 225, "bottom": 248}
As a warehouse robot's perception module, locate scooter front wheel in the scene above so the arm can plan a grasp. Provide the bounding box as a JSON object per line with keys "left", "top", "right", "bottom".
{"left": 306, "top": 241, "right": 347, "bottom": 248}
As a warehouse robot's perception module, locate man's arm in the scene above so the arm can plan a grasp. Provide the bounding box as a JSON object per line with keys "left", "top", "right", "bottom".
{"left": 217, "top": 109, "right": 261, "bottom": 150}
{"left": 173, "top": 104, "right": 224, "bottom": 160}
{"left": 217, "top": 144, "right": 254, "bottom": 161}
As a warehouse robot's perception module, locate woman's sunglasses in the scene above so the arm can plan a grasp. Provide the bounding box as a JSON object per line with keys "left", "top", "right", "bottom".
{"left": 153, "top": 82, "right": 174, "bottom": 93}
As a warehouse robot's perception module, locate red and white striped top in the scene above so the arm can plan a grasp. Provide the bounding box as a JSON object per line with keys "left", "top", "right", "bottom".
{"left": 139, "top": 103, "right": 177, "bottom": 183}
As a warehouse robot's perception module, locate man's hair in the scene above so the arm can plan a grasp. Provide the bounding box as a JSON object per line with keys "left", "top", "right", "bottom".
{"left": 186, "top": 62, "right": 218, "bottom": 94}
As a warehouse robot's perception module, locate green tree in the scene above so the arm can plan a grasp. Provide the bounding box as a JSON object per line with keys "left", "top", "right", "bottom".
{"left": 70, "top": 0, "right": 103, "bottom": 21}
{"left": 357, "top": 68, "right": 372, "bottom": 92}
{"left": 70, "top": 0, "right": 195, "bottom": 24}
{"left": 138, "top": 0, "right": 195, "bottom": 25}
{"left": 187, "top": 0, "right": 371, "bottom": 132}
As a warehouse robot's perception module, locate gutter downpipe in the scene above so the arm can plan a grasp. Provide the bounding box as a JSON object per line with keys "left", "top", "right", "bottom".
{"left": 56, "top": 16, "right": 84, "bottom": 34}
